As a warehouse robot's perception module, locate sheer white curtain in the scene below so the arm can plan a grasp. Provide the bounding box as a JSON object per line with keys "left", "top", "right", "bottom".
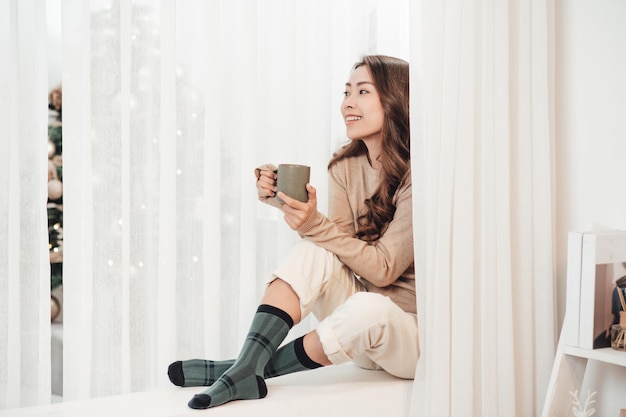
{"left": 0, "top": 0, "right": 51, "bottom": 410}
{"left": 61, "top": 0, "right": 410, "bottom": 402}
{"left": 410, "top": 1, "right": 556, "bottom": 416}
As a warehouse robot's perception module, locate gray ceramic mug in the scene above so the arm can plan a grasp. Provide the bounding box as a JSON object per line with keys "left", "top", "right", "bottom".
{"left": 275, "top": 164, "right": 310, "bottom": 203}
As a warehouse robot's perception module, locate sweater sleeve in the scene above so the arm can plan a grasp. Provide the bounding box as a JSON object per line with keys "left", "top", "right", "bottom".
{"left": 296, "top": 164, "right": 414, "bottom": 288}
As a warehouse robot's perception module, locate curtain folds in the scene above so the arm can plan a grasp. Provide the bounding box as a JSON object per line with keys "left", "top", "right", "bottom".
{"left": 411, "top": 0, "right": 556, "bottom": 416}
{"left": 0, "top": 0, "right": 51, "bottom": 410}
{"left": 60, "top": 0, "right": 410, "bottom": 403}
{"left": 0, "top": 0, "right": 558, "bottom": 414}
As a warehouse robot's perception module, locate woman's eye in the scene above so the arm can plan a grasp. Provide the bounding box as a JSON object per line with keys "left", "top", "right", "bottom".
{"left": 343, "top": 91, "right": 350, "bottom": 97}
{"left": 359, "top": 89, "right": 368, "bottom": 94}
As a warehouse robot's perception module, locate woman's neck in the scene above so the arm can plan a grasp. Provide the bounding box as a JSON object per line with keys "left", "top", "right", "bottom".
{"left": 363, "top": 139, "right": 383, "bottom": 170}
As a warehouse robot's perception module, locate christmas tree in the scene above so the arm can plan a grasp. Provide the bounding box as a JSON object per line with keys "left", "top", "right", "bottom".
{"left": 48, "top": 85, "right": 63, "bottom": 293}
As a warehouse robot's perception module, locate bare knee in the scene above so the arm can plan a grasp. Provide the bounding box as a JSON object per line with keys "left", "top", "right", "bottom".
{"left": 261, "top": 278, "right": 302, "bottom": 324}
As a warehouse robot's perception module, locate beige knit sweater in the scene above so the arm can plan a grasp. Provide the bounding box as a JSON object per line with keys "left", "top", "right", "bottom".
{"left": 256, "top": 154, "right": 416, "bottom": 314}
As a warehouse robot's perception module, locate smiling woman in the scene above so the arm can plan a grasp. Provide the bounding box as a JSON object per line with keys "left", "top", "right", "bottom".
{"left": 169, "top": 54, "right": 416, "bottom": 411}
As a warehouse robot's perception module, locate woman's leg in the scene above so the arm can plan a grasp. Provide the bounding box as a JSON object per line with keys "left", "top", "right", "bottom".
{"left": 187, "top": 240, "right": 359, "bottom": 408}
{"left": 260, "top": 278, "right": 302, "bottom": 324}
{"left": 303, "top": 330, "right": 332, "bottom": 366}
{"left": 170, "top": 279, "right": 304, "bottom": 388}
{"left": 187, "top": 303, "right": 294, "bottom": 409}
{"left": 316, "top": 292, "right": 419, "bottom": 379}
{"left": 168, "top": 279, "right": 327, "bottom": 389}
{"left": 170, "top": 328, "right": 330, "bottom": 388}
{"left": 269, "top": 240, "right": 366, "bottom": 321}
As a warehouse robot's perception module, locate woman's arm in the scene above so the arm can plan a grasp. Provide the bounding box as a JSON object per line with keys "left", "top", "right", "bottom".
{"left": 292, "top": 166, "right": 414, "bottom": 287}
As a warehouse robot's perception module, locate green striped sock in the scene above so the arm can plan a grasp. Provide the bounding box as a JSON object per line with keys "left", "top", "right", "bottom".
{"left": 168, "top": 359, "right": 235, "bottom": 387}
{"left": 265, "top": 335, "right": 323, "bottom": 378}
{"left": 187, "top": 305, "right": 293, "bottom": 409}
{"left": 169, "top": 336, "right": 321, "bottom": 387}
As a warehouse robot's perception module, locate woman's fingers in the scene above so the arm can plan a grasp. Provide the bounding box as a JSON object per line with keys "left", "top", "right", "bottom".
{"left": 278, "top": 184, "right": 317, "bottom": 229}
{"left": 257, "top": 170, "right": 277, "bottom": 194}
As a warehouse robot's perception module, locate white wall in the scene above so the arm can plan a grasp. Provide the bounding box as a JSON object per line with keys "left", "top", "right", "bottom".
{"left": 556, "top": 0, "right": 626, "bottom": 413}
{"left": 555, "top": 0, "right": 626, "bottom": 325}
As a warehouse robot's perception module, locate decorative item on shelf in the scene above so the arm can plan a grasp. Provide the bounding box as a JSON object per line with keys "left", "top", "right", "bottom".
{"left": 569, "top": 390, "right": 596, "bottom": 417}
{"left": 611, "top": 280, "right": 626, "bottom": 351}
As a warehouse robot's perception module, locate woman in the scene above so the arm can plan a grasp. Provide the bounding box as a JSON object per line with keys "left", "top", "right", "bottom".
{"left": 168, "top": 54, "right": 418, "bottom": 410}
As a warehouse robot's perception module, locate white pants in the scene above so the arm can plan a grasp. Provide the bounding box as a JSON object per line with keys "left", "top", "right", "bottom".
{"left": 269, "top": 239, "right": 419, "bottom": 379}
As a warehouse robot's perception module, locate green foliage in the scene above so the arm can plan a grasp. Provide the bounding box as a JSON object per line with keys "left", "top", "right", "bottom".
{"left": 49, "top": 126, "right": 63, "bottom": 154}
{"left": 51, "top": 263, "right": 63, "bottom": 290}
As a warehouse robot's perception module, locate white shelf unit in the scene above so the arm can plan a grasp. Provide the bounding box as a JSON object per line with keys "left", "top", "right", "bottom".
{"left": 563, "top": 345, "right": 626, "bottom": 367}
{"left": 543, "top": 231, "right": 626, "bottom": 416}
{"left": 542, "top": 316, "right": 626, "bottom": 417}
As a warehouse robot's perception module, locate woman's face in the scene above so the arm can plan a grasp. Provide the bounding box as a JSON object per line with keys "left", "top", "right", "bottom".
{"left": 341, "top": 65, "right": 385, "bottom": 143}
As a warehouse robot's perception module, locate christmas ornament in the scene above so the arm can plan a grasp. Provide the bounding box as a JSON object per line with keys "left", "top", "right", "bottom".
{"left": 52, "top": 154, "right": 63, "bottom": 168}
{"left": 48, "top": 139, "right": 56, "bottom": 159}
{"left": 48, "top": 179, "right": 63, "bottom": 200}
{"left": 51, "top": 295, "right": 60, "bottom": 321}
{"left": 48, "top": 161, "right": 57, "bottom": 181}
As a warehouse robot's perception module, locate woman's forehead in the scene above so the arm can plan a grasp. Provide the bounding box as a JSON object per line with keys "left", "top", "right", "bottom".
{"left": 346, "top": 65, "right": 374, "bottom": 86}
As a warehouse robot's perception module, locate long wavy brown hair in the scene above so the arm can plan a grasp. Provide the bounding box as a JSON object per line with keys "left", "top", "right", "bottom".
{"left": 328, "top": 55, "right": 410, "bottom": 242}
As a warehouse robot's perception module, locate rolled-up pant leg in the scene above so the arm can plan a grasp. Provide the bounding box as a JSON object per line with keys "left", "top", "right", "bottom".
{"left": 268, "top": 239, "right": 365, "bottom": 320}
{"left": 269, "top": 239, "right": 419, "bottom": 379}
{"left": 316, "top": 292, "right": 418, "bottom": 379}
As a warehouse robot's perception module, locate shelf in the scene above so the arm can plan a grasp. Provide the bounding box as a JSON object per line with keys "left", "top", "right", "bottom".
{"left": 563, "top": 345, "right": 626, "bottom": 367}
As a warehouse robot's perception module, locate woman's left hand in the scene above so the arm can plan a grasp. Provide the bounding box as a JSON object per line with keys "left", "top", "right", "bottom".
{"left": 278, "top": 183, "right": 317, "bottom": 230}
